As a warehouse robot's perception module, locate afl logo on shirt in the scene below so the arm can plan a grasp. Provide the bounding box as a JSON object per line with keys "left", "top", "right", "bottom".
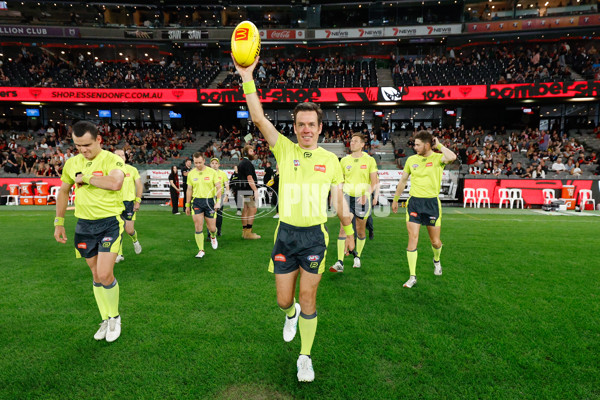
{"left": 193, "top": 178, "right": 198, "bottom": 181}
{"left": 293, "top": 160, "right": 300, "bottom": 167}
{"left": 346, "top": 165, "right": 352, "bottom": 170}
{"left": 412, "top": 164, "right": 419, "bottom": 169}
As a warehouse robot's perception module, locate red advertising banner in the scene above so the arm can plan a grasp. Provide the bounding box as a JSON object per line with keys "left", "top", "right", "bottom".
{"left": 199, "top": 81, "right": 600, "bottom": 103}
{"left": 463, "top": 178, "right": 597, "bottom": 205}
{"left": 0, "top": 177, "right": 62, "bottom": 196}
{"left": 0, "top": 81, "right": 597, "bottom": 104}
{"left": 0, "top": 88, "right": 197, "bottom": 103}
{"left": 466, "top": 13, "right": 600, "bottom": 33}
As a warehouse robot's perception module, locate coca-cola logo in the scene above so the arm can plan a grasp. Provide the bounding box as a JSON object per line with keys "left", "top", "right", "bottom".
{"left": 268, "top": 30, "right": 295, "bottom": 39}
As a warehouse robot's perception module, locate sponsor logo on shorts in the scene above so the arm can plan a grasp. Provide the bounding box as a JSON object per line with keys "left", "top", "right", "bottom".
{"left": 102, "top": 237, "right": 113, "bottom": 242}
{"left": 293, "top": 160, "right": 300, "bottom": 167}
{"left": 274, "top": 254, "right": 287, "bottom": 262}
{"left": 92, "top": 171, "right": 104, "bottom": 176}
{"left": 102, "top": 242, "right": 111, "bottom": 248}
{"left": 410, "top": 212, "right": 418, "bottom": 217}
{"left": 307, "top": 255, "right": 320, "bottom": 262}
{"left": 77, "top": 242, "right": 87, "bottom": 249}
{"left": 360, "top": 165, "right": 367, "bottom": 169}
{"left": 194, "top": 207, "right": 200, "bottom": 212}
{"left": 314, "top": 165, "right": 326, "bottom": 173}
{"left": 426, "top": 162, "right": 433, "bottom": 167}
{"left": 412, "top": 164, "right": 419, "bottom": 169}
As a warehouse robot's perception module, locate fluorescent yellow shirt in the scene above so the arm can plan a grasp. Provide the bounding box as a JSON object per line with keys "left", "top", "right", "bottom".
{"left": 403, "top": 152, "right": 446, "bottom": 198}
{"left": 340, "top": 152, "right": 378, "bottom": 197}
{"left": 120, "top": 164, "right": 140, "bottom": 202}
{"left": 61, "top": 150, "right": 125, "bottom": 220}
{"left": 187, "top": 167, "right": 219, "bottom": 199}
{"left": 214, "top": 170, "right": 229, "bottom": 199}
{"left": 270, "top": 135, "right": 343, "bottom": 227}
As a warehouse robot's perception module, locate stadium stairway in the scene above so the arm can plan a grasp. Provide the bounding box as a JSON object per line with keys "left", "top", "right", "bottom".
{"left": 210, "top": 70, "right": 231, "bottom": 89}
{"left": 377, "top": 68, "right": 394, "bottom": 87}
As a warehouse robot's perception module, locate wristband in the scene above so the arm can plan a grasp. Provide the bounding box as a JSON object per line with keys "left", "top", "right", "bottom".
{"left": 82, "top": 174, "right": 91, "bottom": 184}
{"left": 393, "top": 195, "right": 400, "bottom": 202}
{"left": 54, "top": 217, "right": 64, "bottom": 226}
{"left": 185, "top": 202, "right": 191, "bottom": 207}
{"left": 436, "top": 143, "right": 443, "bottom": 151}
{"left": 342, "top": 224, "right": 354, "bottom": 236}
{"left": 135, "top": 197, "right": 142, "bottom": 203}
{"left": 242, "top": 80, "right": 256, "bottom": 95}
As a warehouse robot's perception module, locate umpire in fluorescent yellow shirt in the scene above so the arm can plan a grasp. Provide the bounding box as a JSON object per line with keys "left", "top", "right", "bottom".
{"left": 330, "top": 133, "right": 379, "bottom": 273}
{"left": 114, "top": 149, "right": 143, "bottom": 262}
{"left": 233, "top": 55, "right": 355, "bottom": 383}
{"left": 185, "top": 152, "right": 222, "bottom": 259}
{"left": 54, "top": 121, "right": 126, "bottom": 343}
{"left": 391, "top": 130, "right": 457, "bottom": 289}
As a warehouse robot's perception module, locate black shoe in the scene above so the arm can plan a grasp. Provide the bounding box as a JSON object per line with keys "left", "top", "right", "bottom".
{"left": 369, "top": 230, "right": 374, "bottom": 240}
{"left": 217, "top": 232, "right": 222, "bottom": 237}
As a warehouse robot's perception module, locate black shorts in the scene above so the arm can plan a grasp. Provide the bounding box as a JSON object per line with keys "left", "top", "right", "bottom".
{"left": 74, "top": 216, "right": 124, "bottom": 258}
{"left": 346, "top": 193, "right": 372, "bottom": 220}
{"left": 121, "top": 201, "right": 136, "bottom": 221}
{"left": 406, "top": 196, "right": 442, "bottom": 227}
{"left": 192, "top": 198, "right": 215, "bottom": 218}
{"left": 268, "top": 222, "right": 329, "bottom": 275}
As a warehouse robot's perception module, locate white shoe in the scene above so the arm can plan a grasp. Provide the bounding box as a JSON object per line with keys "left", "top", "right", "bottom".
{"left": 434, "top": 259, "right": 442, "bottom": 276}
{"left": 273, "top": 213, "right": 279, "bottom": 218}
{"left": 403, "top": 275, "right": 417, "bottom": 288}
{"left": 174, "top": 212, "right": 181, "bottom": 215}
{"left": 283, "top": 303, "right": 301, "bottom": 342}
{"left": 115, "top": 255, "right": 125, "bottom": 263}
{"left": 195, "top": 250, "right": 205, "bottom": 258}
{"left": 105, "top": 316, "right": 121, "bottom": 343}
{"left": 133, "top": 241, "right": 142, "bottom": 255}
{"left": 297, "top": 355, "right": 315, "bottom": 382}
{"left": 353, "top": 257, "right": 361, "bottom": 268}
{"left": 236, "top": 210, "right": 242, "bottom": 216}
{"left": 329, "top": 260, "right": 344, "bottom": 273}
{"left": 210, "top": 236, "right": 218, "bottom": 250}
{"left": 94, "top": 320, "right": 108, "bottom": 341}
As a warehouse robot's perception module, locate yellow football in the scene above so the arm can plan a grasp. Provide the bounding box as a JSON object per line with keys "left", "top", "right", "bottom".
{"left": 231, "top": 21, "right": 261, "bottom": 67}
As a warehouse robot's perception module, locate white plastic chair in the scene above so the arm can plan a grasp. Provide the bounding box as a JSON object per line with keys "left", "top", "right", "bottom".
{"left": 2, "top": 194, "right": 19, "bottom": 205}
{"left": 498, "top": 188, "right": 511, "bottom": 208}
{"left": 47, "top": 186, "right": 60, "bottom": 203}
{"left": 578, "top": 189, "right": 595, "bottom": 211}
{"left": 542, "top": 189, "right": 555, "bottom": 205}
{"left": 68, "top": 187, "right": 75, "bottom": 205}
{"left": 476, "top": 188, "right": 490, "bottom": 208}
{"left": 257, "top": 186, "right": 269, "bottom": 208}
{"left": 510, "top": 189, "right": 524, "bottom": 209}
{"left": 463, "top": 188, "right": 476, "bottom": 208}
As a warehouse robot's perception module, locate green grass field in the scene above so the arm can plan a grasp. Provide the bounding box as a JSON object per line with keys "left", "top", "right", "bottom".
{"left": 1, "top": 205, "right": 599, "bottom": 399}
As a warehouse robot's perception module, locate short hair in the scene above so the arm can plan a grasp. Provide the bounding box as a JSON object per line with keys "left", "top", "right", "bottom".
{"left": 193, "top": 152, "right": 204, "bottom": 159}
{"left": 210, "top": 157, "right": 220, "bottom": 163}
{"left": 415, "top": 130, "right": 433, "bottom": 145}
{"left": 242, "top": 145, "right": 254, "bottom": 158}
{"left": 352, "top": 133, "right": 365, "bottom": 143}
{"left": 72, "top": 121, "right": 99, "bottom": 139}
{"left": 293, "top": 102, "right": 323, "bottom": 126}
